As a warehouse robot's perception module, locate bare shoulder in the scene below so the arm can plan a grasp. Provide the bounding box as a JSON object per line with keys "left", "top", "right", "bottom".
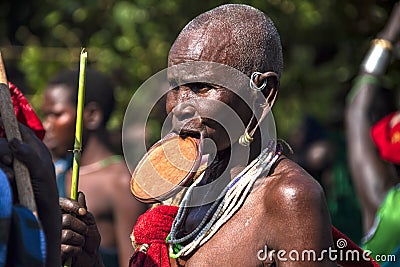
{"left": 109, "top": 160, "right": 131, "bottom": 176}
{"left": 260, "top": 156, "right": 327, "bottom": 214}
{"left": 106, "top": 159, "right": 146, "bottom": 207}
{"left": 251, "top": 156, "right": 333, "bottom": 254}
{"left": 104, "top": 159, "right": 132, "bottom": 188}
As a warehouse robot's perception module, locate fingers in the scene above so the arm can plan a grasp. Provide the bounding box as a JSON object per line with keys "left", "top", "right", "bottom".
{"left": 60, "top": 193, "right": 101, "bottom": 265}
{"left": 61, "top": 200, "right": 90, "bottom": 264}
{"left": 59, "top": 197, "right": 87, "bottom": 216}
{"left": 62, "top": 213, "right": 88, "bottom": 236}
{"left": 79, "top": 209, "right": 97, "bottom": 226}
{"left": 61, "top": 244, "right": 83, "bottom": 263}
{"left": 77, "top": 191, "right": 88, "bottom": 210}
{"left": 61, "top": 194, "right": 98, "bottom": 227}
{"left": 61, "top": 228, "right": 86, "bottom": 246}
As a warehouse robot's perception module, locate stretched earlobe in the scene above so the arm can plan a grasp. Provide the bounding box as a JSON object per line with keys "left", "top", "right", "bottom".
{"left": 264, "top": 82, "right": 278, "bottom": 108}
{"left": 239, "top": 72, "right": 279, "bottom": 147}
{"left": 250, "top": 71, "right": 279, "bottom": 91}
{"left": 250, "top": 71, "right": 279, "bottom": 106}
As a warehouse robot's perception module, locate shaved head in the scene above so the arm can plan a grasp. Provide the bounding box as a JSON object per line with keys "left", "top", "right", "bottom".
{"left": 168, "top": 4, "right": 283, "bottom": 77}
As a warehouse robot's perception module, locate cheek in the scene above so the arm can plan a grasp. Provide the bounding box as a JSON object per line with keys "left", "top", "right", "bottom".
{"left": 165, "top": 92, "right": 177, "bottom": 114}
{"left": 54, "top": 114, "right": 76, "bottom": 137}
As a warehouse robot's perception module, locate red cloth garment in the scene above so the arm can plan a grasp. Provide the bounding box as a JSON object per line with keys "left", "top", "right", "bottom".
{"left": 332, "top": 226, "right": 380, "bottom": 267}
{"left": 0, "top": 82, "right": 45, "bottom": 140}
{"left": 371, "top": 111, "right": 400, "bottom": 164}
{"left": 130, "top": 205, "right": 179, "bottom": 267}
{"left": 130, "top": 206, "right": 379, "bottom": 267}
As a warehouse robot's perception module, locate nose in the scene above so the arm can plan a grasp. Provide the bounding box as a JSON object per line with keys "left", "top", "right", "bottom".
{"left": 173, "top": 103, "right": 197, "bottom": 122}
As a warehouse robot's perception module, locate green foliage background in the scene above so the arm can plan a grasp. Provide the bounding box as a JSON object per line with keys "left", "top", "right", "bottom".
{"left": 1, "top": 0, "right": 399, "bottom": 139}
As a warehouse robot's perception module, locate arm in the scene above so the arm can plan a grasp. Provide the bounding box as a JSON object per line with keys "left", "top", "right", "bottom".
{"left": 112, "top": 168, "right": 148, "bottom": 267}
{"left": 267, "top": 169, "right": 335, "bottom": 266}
{"left": 345, "top": 3, "right": 400, "bottom": 233}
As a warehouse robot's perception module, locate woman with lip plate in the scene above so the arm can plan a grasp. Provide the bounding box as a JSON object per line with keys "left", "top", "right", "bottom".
{"left": 59, "top": 4, "right": 379, "bottom": 267}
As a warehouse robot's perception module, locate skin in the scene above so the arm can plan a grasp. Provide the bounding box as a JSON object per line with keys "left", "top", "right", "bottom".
{"left": 42, "top": 84, "right": 147, "bottom": 267}
{"left": 165, "top": 15, "right": 335, "bottom": 267}
{"left": 63, "top": 145, "right": 146, "bottom": 267}
{"left": 42, "top": 85, "right": 76, "bottom": 161}
{"left": 58, "top": 5, "right": 335, "bottom": 266}
{"left": 60, "top": 192, "right": 104, "bottom": 266}
{"left": 345, "top": 4, "right": 400, "bottom": 234}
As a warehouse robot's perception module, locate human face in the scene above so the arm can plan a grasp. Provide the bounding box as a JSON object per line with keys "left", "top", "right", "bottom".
{"left": 166, "top": 36, "right": 253, "bottom": 152}
{"left": 42, "top": 85, "right": 76, "bottom": 160}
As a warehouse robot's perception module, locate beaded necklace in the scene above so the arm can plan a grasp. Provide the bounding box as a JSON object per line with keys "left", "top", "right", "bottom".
{"left": 167, "top": 141, "right": 282, "bottom": 258}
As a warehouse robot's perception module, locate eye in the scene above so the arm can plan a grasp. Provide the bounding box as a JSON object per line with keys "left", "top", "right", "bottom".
{"left": 168, "top": 80, "right": 179, "bottom": 92}
{"left": 189, "top": 83, "right": 214, "bottom": 94}
{"left": 45, "top": 111, "right": 63, "bottom": 119}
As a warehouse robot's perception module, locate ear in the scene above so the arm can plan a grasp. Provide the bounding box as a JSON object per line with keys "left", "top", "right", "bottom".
{"left": 253, "top": 71, "right": 279, "bottom": 107}
{"left": 84, "top": 102, "right": 103, "bottom": 130}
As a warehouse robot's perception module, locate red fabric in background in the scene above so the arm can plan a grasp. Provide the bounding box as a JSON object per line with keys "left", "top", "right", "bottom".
{"left": 332, "top": 226, "right": 380, "bottom": 267}
{"left": 0, "top": 82, "right": 45, "bottom": 140}
{"left": 371, "top": 111, "right": 400, "bottom": 164}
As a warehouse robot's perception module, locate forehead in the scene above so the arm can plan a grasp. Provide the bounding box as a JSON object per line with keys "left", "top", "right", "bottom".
{"left": 44, "top": 85, "right": 74, "bottom": 106}
{"left": 168, "top": 23, "right": 233, "bottom": 68}
{"left": 167, "top": 20, "right": 249, "bottom": 91}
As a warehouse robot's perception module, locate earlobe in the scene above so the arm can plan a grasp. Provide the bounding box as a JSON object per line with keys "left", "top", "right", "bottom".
{"left": 84, "top": 102, "right": 103, "bottom": 130}
{"left": 239, "top": 72, "right": 279, "bottom": 147}
{"left": 261, "top": 72, "right": 279, "bottom": 107}
{"left": 250, "top": 71, "right": 279, "bottom": 107}
{"left": 264, "top": 82, "right": 278, "bottom": 108}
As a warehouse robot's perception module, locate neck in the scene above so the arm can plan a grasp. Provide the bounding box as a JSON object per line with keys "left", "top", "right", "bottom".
{"left": 80, "top": 134, "right": 114, "bottom": 166}
{"left": 201, "top": 130, "right": 262, "bottom": 184}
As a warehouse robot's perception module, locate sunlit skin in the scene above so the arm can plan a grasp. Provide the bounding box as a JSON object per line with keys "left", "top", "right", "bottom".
{"left": 166, "top": 83, "right": 251, "bottom": 152}
{"left": 165, "top": 6, "right": 335, "bottom": 267}
{"left": 50, "top": 5, "right": 337, "bottom": 267}
{"left": 42, "top": 85, "right": 76, "bottom": 161}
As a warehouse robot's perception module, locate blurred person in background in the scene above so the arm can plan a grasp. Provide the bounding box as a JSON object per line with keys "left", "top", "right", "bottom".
{"left": 41, "top": 69, "right": 147, "bottom": 267}
{"left": 345, "top": 3, "right": 400, "bottom": 266}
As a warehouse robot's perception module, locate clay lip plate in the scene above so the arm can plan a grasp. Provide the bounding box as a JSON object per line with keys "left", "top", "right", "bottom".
{"left": 130, "top": 134, "right": 202, "bottom": 203}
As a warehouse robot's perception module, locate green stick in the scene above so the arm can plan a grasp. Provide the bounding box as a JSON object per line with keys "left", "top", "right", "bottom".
{"left": 70, "top": 48, "right": 87, "bottom": 200}
{"left": 64, "top": 49, "right": 87, "bottom": 267}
